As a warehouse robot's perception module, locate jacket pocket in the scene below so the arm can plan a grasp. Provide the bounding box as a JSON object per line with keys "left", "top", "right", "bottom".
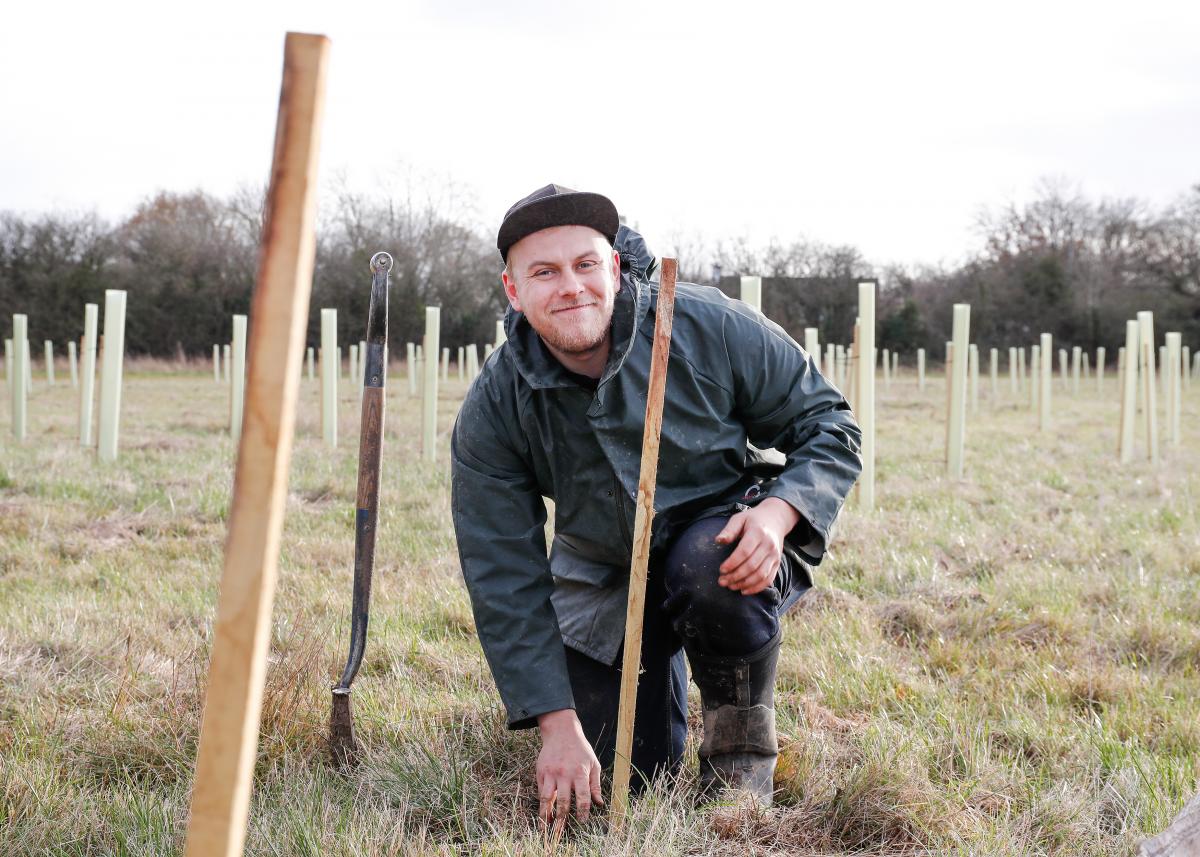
{"left": 549, "top": 535, "right": 621, "bottom": 588}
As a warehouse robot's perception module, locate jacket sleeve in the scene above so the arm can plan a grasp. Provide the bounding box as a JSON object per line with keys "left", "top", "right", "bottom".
{"left": 725, "top": 310, "right": 863, "bottom": 563}
{"left": 450, "top": 384, "right": 575, "bottom": 729}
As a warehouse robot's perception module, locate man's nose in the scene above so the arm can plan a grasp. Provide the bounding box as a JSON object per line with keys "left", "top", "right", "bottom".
{"left": 557, "top": 271, "right": 586, "bottom": 296}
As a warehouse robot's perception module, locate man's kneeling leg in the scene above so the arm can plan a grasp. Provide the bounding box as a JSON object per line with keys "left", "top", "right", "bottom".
{"left": 663, "top": 514, "right": 787, "bottom": 803}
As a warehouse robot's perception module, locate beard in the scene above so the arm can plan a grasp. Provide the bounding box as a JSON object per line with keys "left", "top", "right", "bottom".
{"left": 532, "top": 302, "right": 614, "bottom": 355}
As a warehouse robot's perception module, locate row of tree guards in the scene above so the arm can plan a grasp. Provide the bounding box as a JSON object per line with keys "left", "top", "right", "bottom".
{"left": 5, "top": 284, "right": 1193, "bottom": 477}
{"left": 5, "top": 291, "right": 127, "bottom": 461}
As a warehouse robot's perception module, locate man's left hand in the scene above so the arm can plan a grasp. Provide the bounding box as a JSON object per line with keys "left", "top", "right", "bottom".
{"left": 714, "top": 497, "right": 800, "bottom": 596}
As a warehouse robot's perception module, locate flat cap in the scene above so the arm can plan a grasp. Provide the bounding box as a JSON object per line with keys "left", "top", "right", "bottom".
{"left": 497, "top": 184, "right": 619, "bottom": 262}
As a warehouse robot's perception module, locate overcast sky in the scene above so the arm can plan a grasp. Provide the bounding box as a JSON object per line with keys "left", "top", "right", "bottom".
{"left": 3, "top": 0, "right": 1198, "bottom": 267}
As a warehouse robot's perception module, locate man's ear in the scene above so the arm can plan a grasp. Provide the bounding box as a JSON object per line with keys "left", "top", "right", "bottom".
{"left": 612, "top": 249, "right": 621, "bottom": 293}
{"left": 501, "top": 269, "right": 522, "bottom": 312}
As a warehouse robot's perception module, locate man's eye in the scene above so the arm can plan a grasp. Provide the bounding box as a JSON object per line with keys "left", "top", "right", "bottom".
{"left": 533, "top": 269, "right": 553, "bottom": 278}
{"left": 578, "top": 260, "right": 597, "bottom": 270}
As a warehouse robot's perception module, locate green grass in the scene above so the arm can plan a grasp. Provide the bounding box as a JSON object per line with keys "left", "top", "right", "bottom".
{"left": 1, "top": 361, "right": 1197, "bottom": 855}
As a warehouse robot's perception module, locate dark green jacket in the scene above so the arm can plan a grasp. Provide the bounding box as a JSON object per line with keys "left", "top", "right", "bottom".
{"left": 451, "top": 236, "right": 862, "bottom": 728}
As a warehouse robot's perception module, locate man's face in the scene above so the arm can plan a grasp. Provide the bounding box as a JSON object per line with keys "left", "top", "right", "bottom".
{"left": 502, "top": 225, "right": 620, "bottom": 358}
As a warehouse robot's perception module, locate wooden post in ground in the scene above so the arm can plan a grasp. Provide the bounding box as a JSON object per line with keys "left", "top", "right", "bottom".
{"left": 44, "top": 341, "right": 55, "bottom": 385}
{"left": 740, "top": 275, "right": 761, "bottom": 313}
{"left": 857, "top": 283, "right": 875, "bottom": 509}
{"left": 231, "top": 315, "right": 248, "bottom": 440}
{"left": 917, "top": 348, "right": 926, "bottom": 390}
{"left": 611, "top": 259, "right": 678, "bottom": 829}
{"left": 97, "top": 290, "right": 128, "bottom": 462}
{"left": 1166, "top": 332, "right": 1182, "bottom": 448}
{"left": 80, "top": 304, "right": 98, "bottom": 446}
{"left": 1071, "top": 346, "right": 1081, "bottom": 395}
{"left": 1039, "top": 334, "right": 1053, "bottom": 431}
{"left": 184, "top": 32, "right": 329, "bottom": 857}
{"left": 68, "top": 341, "right": 78, "bottom": 387}
{"left": 422, "top": 308, "right": 441, "bottom": 461}
{"left": 11, "top": 316, "right": 28, "bottom": 440}
{"left": 1119, "top": 320, "right": 1139, "bottom": 462}
{"left": 320, "top": 310, "right": 337, "bottom": 447}
{"left": 1096, "top": 347, "right": 1106, "bottom": 393}
{"left": 947, "top": 305, "right": 970, "bottom": 478}
{"left": 1138, "top": 312, "right": 1158, "bottom": 463}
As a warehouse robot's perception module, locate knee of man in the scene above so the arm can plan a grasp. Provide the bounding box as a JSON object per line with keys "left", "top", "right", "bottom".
{"left": 664, "top": 516, "right": 733, "bottom": 592}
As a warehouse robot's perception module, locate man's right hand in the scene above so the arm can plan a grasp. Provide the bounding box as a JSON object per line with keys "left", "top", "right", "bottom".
{"left": 535, "top": 708, "right": 604, "bottom": 825}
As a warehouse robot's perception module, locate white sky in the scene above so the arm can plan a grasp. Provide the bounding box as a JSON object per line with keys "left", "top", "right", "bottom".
{"left": 2, "top": 0, "right": 1198, "bottom": 267}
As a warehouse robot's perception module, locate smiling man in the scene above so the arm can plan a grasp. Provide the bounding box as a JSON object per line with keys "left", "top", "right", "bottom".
{"left": 450, "top": 184, "right": 862, "bottom": 824}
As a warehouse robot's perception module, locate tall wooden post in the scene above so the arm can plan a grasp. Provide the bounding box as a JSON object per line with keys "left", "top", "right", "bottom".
{"left": 947, "top": 305, "right": 970, "bottom": 478}
{"left": 422, "top": 308, "right": 441, "bottom": 461}
{"left": 80, "top": 304, "right": 98, "bottom": 446}
{"left": 230, "top": 315, "right": 248, "bottom": 440}
{"left": 320, "top": 309, "right": 337, "bottom": 447}
{"left": 97, "top": 290, "right": 128, "bottom": 462}
{"left": 740, "top": 275, "right": 762, "bottom": 313}
{"left": 857, "top": 284, "right": 875, "bottom": 509}
{"left": 1138, "top": 312, "right": 1158, "bottom": 463}
{"left": 185, "top": 32, "right": 329, "bottom": 857}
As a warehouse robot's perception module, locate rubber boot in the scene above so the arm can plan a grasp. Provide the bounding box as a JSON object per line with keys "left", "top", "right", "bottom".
{"left": 686, "top": 630, "right": 781, "bottom": 806}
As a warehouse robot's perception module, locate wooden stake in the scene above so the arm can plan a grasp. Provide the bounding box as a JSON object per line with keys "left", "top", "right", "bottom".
{"left": 184, "top": 31, "right": 329, "bottom": 857}
{"left": 610, "top": 258, "right": 678, "bottom": 828}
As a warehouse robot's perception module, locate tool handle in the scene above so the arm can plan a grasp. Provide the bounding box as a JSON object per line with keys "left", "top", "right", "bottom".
{"left": 335, "top": 252, "right": 391, "bottom": 690}
{"left": 610, "top": 258, "right": 678, "bottom": 826}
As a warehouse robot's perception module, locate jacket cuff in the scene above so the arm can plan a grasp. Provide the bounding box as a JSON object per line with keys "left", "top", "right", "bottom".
{"left": 506, "top": 696, "right": 577, "bottom": 731}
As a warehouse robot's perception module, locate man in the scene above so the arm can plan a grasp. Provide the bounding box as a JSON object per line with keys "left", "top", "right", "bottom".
{"left": 450, "top": 184, "right": 861, "bottom": 824}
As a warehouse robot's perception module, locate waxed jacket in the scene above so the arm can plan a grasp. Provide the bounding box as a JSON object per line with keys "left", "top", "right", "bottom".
{"left": 450, "top": 229, "right": 862, "bottom": 728}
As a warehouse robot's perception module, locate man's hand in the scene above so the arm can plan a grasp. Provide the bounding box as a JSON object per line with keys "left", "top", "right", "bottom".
{"left": 715, "top": 497, "right": 801, "bottom": 596}
{"left": 535, "top": 708, "right": 604, "bottom": 826}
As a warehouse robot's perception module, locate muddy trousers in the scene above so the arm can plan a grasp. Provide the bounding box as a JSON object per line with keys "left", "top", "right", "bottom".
{"left": 563, "top": 515, "right": 792, "bottom": 792}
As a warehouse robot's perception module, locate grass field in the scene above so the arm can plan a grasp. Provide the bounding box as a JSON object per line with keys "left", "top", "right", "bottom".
{"left": 1, "top": 359, "right": 1197, "bottom": 856}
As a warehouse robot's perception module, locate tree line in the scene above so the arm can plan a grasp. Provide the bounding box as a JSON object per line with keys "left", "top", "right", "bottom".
{"left": 1, "top": 178, "right": 1197, "bottom": 360}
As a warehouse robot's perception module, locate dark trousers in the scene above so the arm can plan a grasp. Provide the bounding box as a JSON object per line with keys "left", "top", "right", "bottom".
{"left": 564, "top": 515, "right": 791, "bottom": 790}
